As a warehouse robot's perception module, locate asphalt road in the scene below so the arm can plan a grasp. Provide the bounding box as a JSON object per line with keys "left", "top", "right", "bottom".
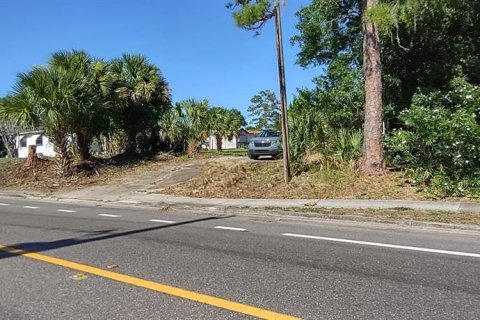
{"left": 0, "top": 196, "right": 479, "bottom": 320}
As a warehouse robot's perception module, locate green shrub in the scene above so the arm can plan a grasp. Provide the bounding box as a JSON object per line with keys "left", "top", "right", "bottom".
{"left": 385, "top": 77, "right": 480, "bottom": 197}
{"left": 288, "top": 71, "right": 364, "bottom": 173}
{"left": 289, "top": 111, "right": 362, "bottom": 172}
{"left": 288, "top": 103, "right": 324, "bottom": 172}
{"left": 331, "top": 129, "right": 362, "bottom": 168}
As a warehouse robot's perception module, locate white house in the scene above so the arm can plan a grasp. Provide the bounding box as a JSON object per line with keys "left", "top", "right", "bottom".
{"left": 205, "top": 128, "right": 259, "bottom": 150}
{"left": 206, "top": 135, "right": 238, "bottom": 150}
{"left": 16, "top": 130, "right": 55, "bottom": 158}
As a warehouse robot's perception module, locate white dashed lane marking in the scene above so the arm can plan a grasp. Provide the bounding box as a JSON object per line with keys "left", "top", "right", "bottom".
{"left": 149, "top": 219, "right": 176, "bottom": 224}
{"left": 23, "top": 206, "right": 39, "bottom": 209}
{"left": 98, "top": 214, "right": 121, "bottom": 218}
{"left": 282, "top": 233, "right": 480, "bottom": 258}
{"left": 214, "top": 226, "right": 247, "bottom": 232}
{"left": 0, "top": 203, "right": 8, "bottom": 206}
{"left": 57, "top": 209, "right": 77, "bottom": 213}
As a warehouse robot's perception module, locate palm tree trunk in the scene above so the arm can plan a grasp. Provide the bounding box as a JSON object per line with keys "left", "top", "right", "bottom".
{"left": 150, "top": 125, "right": 160, "bottom": 152}
{"left": 360, "top": 0, "right": 385, "bottom": 175}
{"left": 76, "top": 132, "right": 92, "bottom": 161}
{"left": 126, "top": 129, "right": 137, "bottom": 154}
{"left": 215, "top": 134, "right": 222, "bottom": 151}
{"left": 52, "top": 131, "right": 72, "bottom": 176}
{"left": 187, "top": 138, "right": 200, "bottom": 157}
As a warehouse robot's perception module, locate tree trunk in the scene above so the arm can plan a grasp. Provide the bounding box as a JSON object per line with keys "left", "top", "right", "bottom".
{"left": 125, "top": 129, "right": 137, "bottom": 154}
{"left": 25, "top": 145, "right": 37, "bottom": 168}
{"left": 1, "top": 135, "right": 14, "bottom": 158}
{"left": 150, "top": 125, "right": 160, "bottom": 153}
{"left": 76, "top": 132, "right": 92, "bottom": 161}
{"left": 187, "top": 138, "right": 200, "bottom": 157}
{"left": 52, "top": 131, "right": 72, "bottom": 176}
{"left": 215, "top": 134, "right": 222, "bottom": 151}
{"left": 360, "top": 0, "right": 385, "bottom": 176}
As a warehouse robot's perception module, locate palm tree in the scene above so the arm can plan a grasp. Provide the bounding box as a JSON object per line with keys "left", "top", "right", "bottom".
{"left": 224, "top": 109, "right": 246, "bottom": 139}
{"left": 176, "top": 99, "right": 210, "bottom": 156}
{"left": 108, "top": 54, "right": 171, "bottom": 154}
{"left": 208, "top": 107, "right": 228, "bottom": 151}
{"left": 3, "top": 50, "right": 107, "bottom": 174}
{"left": 9, "top": 66, "right": 78, "bottom": 176}
{"left": 49, "top": 50, "right": 110, "bottom": 160}
{"left": 209, "top": 108, "right": 246, "bottom": 151}
{"left": 159, "top": 104, "right": 186, "bottom": 151}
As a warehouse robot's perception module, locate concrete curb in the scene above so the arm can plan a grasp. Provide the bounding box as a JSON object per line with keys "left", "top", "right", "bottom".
{"left": 2, "top": 190, "right": 480, "bottom": 213}
{"left": 48, "top": 197, "right": 480, "bottom": 232}
{"left": 2, "top": 191, "right": 480, "bottom": 232}
{"left": 134, "top": 194, "right": 480, "bottom": 214}
{"left": 313, "top": 199, "right": 466, "bottom": 212}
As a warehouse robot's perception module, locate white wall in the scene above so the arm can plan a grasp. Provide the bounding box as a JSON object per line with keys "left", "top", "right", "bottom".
{"left": 16, "top": 133, "right": 56, "bottom": 158}
{"left": 206, "top": 135, "right": 238, "bottom": 150}
{"left": 222, "top": 136, "right": 237, "bottom": 149}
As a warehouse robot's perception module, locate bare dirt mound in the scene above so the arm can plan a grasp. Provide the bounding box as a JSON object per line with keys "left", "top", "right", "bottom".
{"left": 53, "top": 156, "right": 247, "bottom": 202}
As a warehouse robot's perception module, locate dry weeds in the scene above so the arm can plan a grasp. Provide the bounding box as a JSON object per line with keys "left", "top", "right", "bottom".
{"left": 277, "top": 207, "right": 480, "bottom": 226}
{"left": 163, "top": 159, "right": 470, "bottom": 201}
{"left": 0, "top": 153, "right": 180, "bottom": 194}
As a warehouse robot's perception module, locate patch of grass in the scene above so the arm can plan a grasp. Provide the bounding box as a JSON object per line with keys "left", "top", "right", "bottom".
{"left": 276, "top": 207, "right": 480, "bottom": 226}
{"left": 0, "top": 157, "right": 19, "bottom": 164}
{"left": 199, "top": 149, "right": 248, "bottom": 157}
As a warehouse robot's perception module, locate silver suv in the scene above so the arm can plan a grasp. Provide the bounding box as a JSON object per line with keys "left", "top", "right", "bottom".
{"left": 248, "top": 130, "right": 282, "bottom": 160}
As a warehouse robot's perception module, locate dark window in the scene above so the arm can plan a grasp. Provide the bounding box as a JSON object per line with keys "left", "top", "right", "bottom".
{"left": 36, "top": 135, "right": 43, "bottom": 146}
{"left": 20, "top": 137, "right": 27, "bottom": 148}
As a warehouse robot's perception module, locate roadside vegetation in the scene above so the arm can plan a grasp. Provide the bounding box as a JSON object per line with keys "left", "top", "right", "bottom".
{"left": 287, "top": 0, "right": 480, "bottom": 197}
{"left": 1, "top": 1, "right": 480, "bottom": 203}
{"left": 0, "top": 153, "right": 180, "bottom": 193}
{"left": 163, "top": 159, "right": 427, "bottom": 200}
{"left": 273, "top": 207, "right": 480, "bottom": 226}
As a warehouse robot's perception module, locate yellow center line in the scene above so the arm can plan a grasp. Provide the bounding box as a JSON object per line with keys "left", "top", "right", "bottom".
{"left": 0, "top": 244, "right": 300, "bottom": 320}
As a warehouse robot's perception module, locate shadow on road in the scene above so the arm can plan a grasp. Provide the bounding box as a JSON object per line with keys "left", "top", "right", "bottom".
{"left": 0, "top": 215, "right": 233, "bottom": 260}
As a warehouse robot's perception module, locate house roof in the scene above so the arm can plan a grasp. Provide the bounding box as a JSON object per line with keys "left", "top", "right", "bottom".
{"left": 18, "top": 130, "right": 45, "bottom": 136}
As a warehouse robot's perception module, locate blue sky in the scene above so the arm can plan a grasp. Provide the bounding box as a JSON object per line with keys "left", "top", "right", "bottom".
{"left": 0, "top": 0, "right": 319, "bottom": 121}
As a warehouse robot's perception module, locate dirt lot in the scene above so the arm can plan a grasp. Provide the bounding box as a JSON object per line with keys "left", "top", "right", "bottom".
{"left": 1, "top": 155, "right": 477, "bottom": 202}
{"left": 0, "top": 153, "right": 186, "bottom": 195}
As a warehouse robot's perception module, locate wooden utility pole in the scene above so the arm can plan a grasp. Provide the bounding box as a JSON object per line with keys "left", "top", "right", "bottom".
{"left": 274, "top": 0, "right": 291, "bottom": 183}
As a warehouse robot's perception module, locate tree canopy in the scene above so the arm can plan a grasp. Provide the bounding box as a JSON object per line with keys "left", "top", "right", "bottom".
{"left": 293, "top": 0, "right": 480, "bottom": 125}
{"left": 290, "top": 0, "right": 480, "bottom": 193}
{"left": 247, "top": 90, "right": 281, "bottom": 130}
{"left": 227, "top": 0, "right": 276, "bottom": 32}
